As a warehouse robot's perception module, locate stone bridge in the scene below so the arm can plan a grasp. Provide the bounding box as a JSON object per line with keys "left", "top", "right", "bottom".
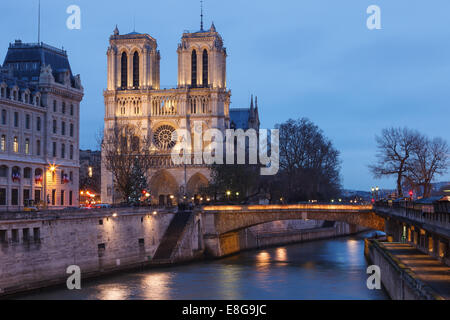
{"left": 200, "top": 204, "right": 384, "bottom": 235}
{"left": 198, "top": 204, "right": 385, "bottom": 257}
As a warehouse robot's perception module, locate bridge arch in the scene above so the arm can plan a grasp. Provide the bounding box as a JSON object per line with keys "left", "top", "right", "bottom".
{"left": 201, "top": 205, "right": 385, "bottom": 236}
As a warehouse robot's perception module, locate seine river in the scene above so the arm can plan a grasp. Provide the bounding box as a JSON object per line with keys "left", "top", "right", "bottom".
{"left": 18, "top": 233, "right": 388, "bottom": 300}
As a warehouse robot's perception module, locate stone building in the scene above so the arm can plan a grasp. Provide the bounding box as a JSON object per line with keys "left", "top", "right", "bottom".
{"left": 101, "top": 21, "right": 259, "bottom": 205}
{"left": 0, "top": 41, "right": 83, "bottom": 211}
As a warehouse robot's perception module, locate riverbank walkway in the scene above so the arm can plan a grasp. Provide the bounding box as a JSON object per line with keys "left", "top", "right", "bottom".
{"left": 381, "top": 242, "right": 450, "bottom": 300}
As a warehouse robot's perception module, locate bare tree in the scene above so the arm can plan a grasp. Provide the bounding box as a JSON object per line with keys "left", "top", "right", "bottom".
{"left": 101, "top": 121, "right": 154, "bottom": 204}
{"left": 405, "top": 137, "right": 450, "bottom": 198}
{"left": 369, "top": 127, "right": 421, "bottom": 197}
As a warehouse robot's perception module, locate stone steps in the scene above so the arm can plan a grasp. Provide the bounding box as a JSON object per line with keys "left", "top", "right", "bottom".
{"left": 153, "top": 210, "right": 192, "bottom": 260}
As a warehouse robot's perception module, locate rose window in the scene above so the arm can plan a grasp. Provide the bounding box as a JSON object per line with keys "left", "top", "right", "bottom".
{"left": 153, "top": 125, "right": 177, "bottom": 150}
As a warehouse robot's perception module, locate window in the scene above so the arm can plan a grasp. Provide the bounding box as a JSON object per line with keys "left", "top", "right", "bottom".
{"left": 13, "top": 137, "right": 18, "bottom": 153}
{"left": 11, "top": 229, "right": 19, "bottom": 242}
{"left": 70, "top": 123, "right": 74, "bottom": 137}
{"left": 70, "top": 144, "right": 74, "bottom": 160}
{"left": 51, "top": 189, "right": 56, "bottom": 205}
{"left": 62, "top": 121, "right": 66, "bottom": 135}
{"left": 36, "top": 140, "right": 41, "bottom": 156}
{"left": 11, "top": 189, "right": 18, "bottom": 206}
{"left": 53, "top": 120, "right": 57, "bottom": 133}
{"left": 69, "top": 191, "right": 73, "bottom": 206}
{"left": 52, "top": 141, "right": 57, "bottom": 157}
{"left": 69, "top": 171, "right": 73, "bottom": 182}
{"left": 202, "top": 49, "right": 208, "bottom": 86}
{"left": 61, "top": 144, "right": 65, "bottom": 158}
{"left": 0, "top": 230, "right": 6, "bottom": 243}
{"left": 0, "top": 166, "right": 7, "bottom": 177}
{"left": 53, "top": 100, "right": 57, "bottom": 112}
{"left": 121, "top": 52, "right": 128, "bottom": 88}
{"left": 133, "top": 51, "right": 139, "bottom": 88}
{"left": 33, "top": 228, "right": 40, "bottom": 242}
{"left": 23, "top": 189, "right": 30, "bottom": 203}
{"left": 62, "top": 102, "right": 66, "bottom": 114}
{"left": 37, "top": 117, "right": 41, "bottom": 131}
{"left": 22, "top": 228, "right": 30, "bottom": 242}
{"left": 0, "top": 188, "right": 6, "bottom": 205}
{"left": 70, "top": 104, "right": 74, "bottom": 116}
{"left": 1, "top": 109, "right": 6, "bottom": 125}
{"left": 24, "top": 167, "right": 31, "bottom": 179}
{"left": 60, "top": 190, "right": 65, "bottom": 206}
{"left": 14, "top": 112, "right": 19, "bottom": 127}
{"left": 25, "top": 138, "right": 30, "bottom": 154}
{"left": 191, "top": 49, "right": 197, "bottom": 87}
{"left": 25, "top": 114, "right": 30, "bottom": 129}
{"left": 1, "top": 135, "right": 5, "bottom": 151}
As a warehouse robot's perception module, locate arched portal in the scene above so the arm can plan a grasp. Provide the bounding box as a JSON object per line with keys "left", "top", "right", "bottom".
{"left": 187, "top": 172, "right": 209, "bottom": 203}
{"left": 149, "top": 170, "right": 178, "bottom": 206}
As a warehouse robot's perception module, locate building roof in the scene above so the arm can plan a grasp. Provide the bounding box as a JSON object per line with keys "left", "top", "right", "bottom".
{"left": 2, "top": 40, "right": 73, "bottom": 83}
{"left": 230, "top": 108, "right": 251, "bottom": 130}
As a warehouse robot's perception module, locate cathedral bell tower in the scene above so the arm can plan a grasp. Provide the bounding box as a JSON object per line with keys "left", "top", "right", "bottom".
{"left": 106, "top": 26, "right": 160, "bottom": 91}
{"left": 177, "top": 22, "right": 227, "bottom": 89}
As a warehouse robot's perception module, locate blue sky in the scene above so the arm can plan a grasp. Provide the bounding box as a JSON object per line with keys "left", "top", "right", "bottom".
{"left": 1, "top": 0, "right": 449, "bottom": 191}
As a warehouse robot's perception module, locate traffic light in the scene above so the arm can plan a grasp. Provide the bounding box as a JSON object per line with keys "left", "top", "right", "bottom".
{"left": 409, "top": 190, "right": 413, "bottom": 197}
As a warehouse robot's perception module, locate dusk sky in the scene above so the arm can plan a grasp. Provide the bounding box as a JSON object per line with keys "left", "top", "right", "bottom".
{"left": 1, "top": 0, "right": 449, "bottom": 191}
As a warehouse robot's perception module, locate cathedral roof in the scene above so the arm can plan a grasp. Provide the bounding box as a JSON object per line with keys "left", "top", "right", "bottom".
{"left": 230, "top": 108, "right": 251, "bottom": 130}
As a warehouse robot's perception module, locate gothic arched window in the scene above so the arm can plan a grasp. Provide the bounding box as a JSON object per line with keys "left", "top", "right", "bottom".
{"left": 202, "top": 49, "right": 208, "bottom": 87}
{"left": 133, "top": 51, "right": 139, "bottom": 88}
{"left": 121, "top": 52, "right": 128, "bottom": 88}
{"left": 191, "top": 49, "right": 197, "bottom": 87}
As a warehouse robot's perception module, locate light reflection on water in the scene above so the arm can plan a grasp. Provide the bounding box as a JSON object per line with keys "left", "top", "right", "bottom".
{"left": 18, "top": 235, "right": 388, "bottom": 300}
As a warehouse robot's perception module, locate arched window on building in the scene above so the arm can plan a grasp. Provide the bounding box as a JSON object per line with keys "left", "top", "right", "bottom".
{"left": 121, "top": 52, "right": 128, "bottom": 88}
{"left": 0, "top": 165, "right": 8, "bottom": 177}
{"left": 202, "top": 49, "right": 208, "bottom": 87}
{"left": 191, "top": 49, "right": 197, "bottom": 87}
{"left": 133, "top": 51, "right": 139, "bottom": 88}
{"left": 24, "top": 167, "right": 32, "bottom": 179}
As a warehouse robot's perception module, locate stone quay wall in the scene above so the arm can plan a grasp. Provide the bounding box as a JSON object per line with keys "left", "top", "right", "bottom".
{"left": 364, "top": 239, "right": 442, "bottom": 300}
{"left": 0, "top": 207, "right": 204, "bottom": 296}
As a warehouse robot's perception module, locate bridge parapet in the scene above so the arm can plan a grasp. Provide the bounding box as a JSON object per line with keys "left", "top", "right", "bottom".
{"left": 374, "top": 204, "right": 450, "bottom": 239}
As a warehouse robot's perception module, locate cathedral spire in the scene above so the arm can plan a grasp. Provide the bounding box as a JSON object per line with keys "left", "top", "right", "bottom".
{"left": 250, "top": 94, "right": 254, "bottom": 110}
{"left": 200, "top": 0, "right": 204, "bottom": 31}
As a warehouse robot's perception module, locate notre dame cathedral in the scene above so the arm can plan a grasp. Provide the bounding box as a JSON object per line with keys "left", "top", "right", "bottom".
{"left": 101, "top": 20, "right": 259, "bottom": 205}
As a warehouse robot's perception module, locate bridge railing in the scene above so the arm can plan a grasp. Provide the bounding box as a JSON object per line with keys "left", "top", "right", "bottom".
{"left": 375, "top": 201, "right": 450, "bottom": 231}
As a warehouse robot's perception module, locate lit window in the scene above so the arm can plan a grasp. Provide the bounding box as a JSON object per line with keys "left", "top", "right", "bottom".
{"left": 13, "top": 137, "right": 18, "bottom": 153}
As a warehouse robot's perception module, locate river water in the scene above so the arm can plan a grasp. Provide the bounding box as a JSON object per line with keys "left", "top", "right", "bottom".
{"left": 18, "top": 233, "right": 388, "bottom": 300}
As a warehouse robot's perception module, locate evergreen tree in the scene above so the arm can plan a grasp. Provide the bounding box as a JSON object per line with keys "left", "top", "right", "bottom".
{"left": 128, "top": 158, "right": 149, "bottom": 205}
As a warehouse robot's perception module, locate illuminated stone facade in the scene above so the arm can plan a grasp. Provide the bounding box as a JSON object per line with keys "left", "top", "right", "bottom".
{"left": 102, "top": 23, "right": 233, "bottom": 205}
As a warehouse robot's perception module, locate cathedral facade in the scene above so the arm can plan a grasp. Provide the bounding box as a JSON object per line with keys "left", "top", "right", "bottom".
{"left": 101, "top": 23, "right": 258, "bottom": 205}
